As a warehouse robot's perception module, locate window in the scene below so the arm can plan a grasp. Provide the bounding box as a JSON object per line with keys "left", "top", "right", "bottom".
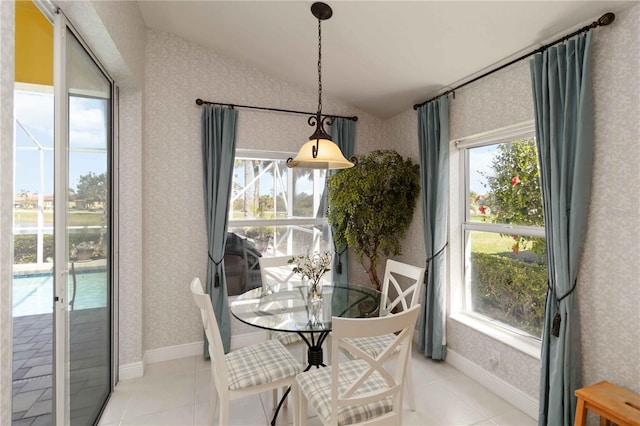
{"left": 458, "top": 123, "right": 547, "bottom": 340}
{"left": 225, "top": 150, "right": 331, "bottom": 295}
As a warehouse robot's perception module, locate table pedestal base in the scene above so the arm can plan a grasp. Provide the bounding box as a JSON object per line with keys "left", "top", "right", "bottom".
{"left": 271, "top": 331, "right": 329, "bottom": 426}
{"left": 307, "top": 345, "right": 324, "bottom": 367}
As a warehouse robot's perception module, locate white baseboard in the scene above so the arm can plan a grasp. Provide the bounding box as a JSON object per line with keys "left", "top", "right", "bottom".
{"left": 119, "top": 361, "right": 144, "bottom": 380}
{"left": 143, "top": 341, "right": 203, "bottom": 364}
{"left": 446, "top": 349, "right": 539, "bottom": 420}
{"left": 141, "top": 331, "right": 267, "bottom": 366}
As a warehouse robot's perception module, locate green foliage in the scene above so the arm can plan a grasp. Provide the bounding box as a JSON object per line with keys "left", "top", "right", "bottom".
{"left": 257, "top": 194, "right": 274, "bottom": 216}
{"left": 245, "top": 226, "right": 273, "bottom": 250}
{"left": 13, "top": 232, "right": 104, "bottom": 264}
{"left": 14, "top": 234, "right": 54, "bottom": 264}
{"left": 292, "top": 192, "right": 314, "bottom": 217}
{"left": 75, "top": 171, "right": 107, "bottom": 202}
{"left": 471, "top": 252, "right": 547, "bottom": 336}
{"left": 327, "top": 150, "right": 420, "bottom": 289}
{"left": 480, "top": 138, "right": 545, "bottom": 254}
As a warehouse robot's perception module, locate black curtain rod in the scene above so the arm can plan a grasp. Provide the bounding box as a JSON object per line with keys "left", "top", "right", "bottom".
{"left": 195, "top": 98, "right": 358, "bottom": 121}
{"left": 413, "top": 12, "right": 615, "bottom": 110}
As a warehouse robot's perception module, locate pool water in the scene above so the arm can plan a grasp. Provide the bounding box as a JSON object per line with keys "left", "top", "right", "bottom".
{"left": 13, "top": 271, "right": 108, "bottom": 317}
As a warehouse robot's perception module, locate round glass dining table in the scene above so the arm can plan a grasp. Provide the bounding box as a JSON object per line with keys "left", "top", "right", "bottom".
{"left": 230, "top": 283, "right": 382, "bottom": 425}
{"left": 230, "top": 283, "right": 381, "bottom": 342}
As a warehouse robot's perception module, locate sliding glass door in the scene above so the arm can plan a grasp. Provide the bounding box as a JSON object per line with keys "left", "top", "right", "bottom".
{"left": 54, "top": 12, "right": 113, "bottom": 425}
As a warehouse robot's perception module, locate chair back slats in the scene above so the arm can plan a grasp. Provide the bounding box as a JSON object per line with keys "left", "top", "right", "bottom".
{"left": 339, "top": 325, "right": 412, "bottom": 396}
{"left": 380, "top": 260, "right": 425, "bottom": 315}
{"left": 330, "top": 305, "right": 420, "bottom": 424}
{"left": 190, "top": 278, "right": 229, "bottom": 389}
{"left": 259, "top": 256, "right": 298, "bottom": 290}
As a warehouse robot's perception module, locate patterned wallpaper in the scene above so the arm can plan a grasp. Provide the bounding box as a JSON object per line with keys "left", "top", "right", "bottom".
{"left": 385, "top": 4, "right": 640, "bottom": 401}
{"left": 447, "top": 58, "right": 541, "bottom": 399}
{"left": 449, "top": 60, "right": 533, "bottom": 140}
{"left": 373, "top": 109, "right": 426, "bottom": 283}
{"left": 0, "top": 2, "right": 15, "bottom": 422}
{"left": 143, "top": 29, "right": 385, "bottom": 351}
{"left": 91, "top": 0, "right": 146, "bottom": 88}
{"left": 580, "top": 4, "right": 639, "bottom": 394}
{"left": 118, "top": 89, "right": 144, "bottom": 366}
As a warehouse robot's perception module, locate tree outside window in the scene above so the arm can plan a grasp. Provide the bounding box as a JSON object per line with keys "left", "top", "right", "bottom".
{"left": 464, "top": 133, "right": 547, "bottom": 337}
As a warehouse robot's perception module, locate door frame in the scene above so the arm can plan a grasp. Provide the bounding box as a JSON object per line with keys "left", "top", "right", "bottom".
{"left": 52, "top": 7, "right": 118, "bottom": 424}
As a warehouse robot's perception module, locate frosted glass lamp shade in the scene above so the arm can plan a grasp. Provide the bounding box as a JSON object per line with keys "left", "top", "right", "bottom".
{"left": 287, "top": 138, "right": 354, "bottom": 169}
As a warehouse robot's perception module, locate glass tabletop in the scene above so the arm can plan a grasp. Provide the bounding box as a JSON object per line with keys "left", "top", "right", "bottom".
{"left": 229, "top": 283, "right": 382, "bottom": 334}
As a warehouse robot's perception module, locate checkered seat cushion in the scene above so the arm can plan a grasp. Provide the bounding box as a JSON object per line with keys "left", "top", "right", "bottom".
{"left": 296, "top": 360, "right": 393, "bottom": 425}
{"left": 343, "top": 333, "right": 399, "bottom": 359}
{"left": 259, "top": 315, "right": 304, "bottom": 346}
{"left": 272, "top": 330, "right": 303, "bottom": 346}
{"left": 226, "top": 339, "right": 302, "bottom": 390}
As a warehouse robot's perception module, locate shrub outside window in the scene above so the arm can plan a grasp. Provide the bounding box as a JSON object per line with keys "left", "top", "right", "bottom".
{"left": 461, "top": 125, "right": 547, "bottom": 338}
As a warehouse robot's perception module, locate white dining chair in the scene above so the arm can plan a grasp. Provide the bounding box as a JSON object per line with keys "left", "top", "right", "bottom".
{"left": 190, "top": 277, "right": 302, "bottom": 425}
{"left": 297, "top": 305, "right": 421, "bottom": 426}
{"left": 342, "top": 259, "right": 425, "bottom": 411}
{"left": 259, "top": 256, "right": 308, "bottom": 406}
{"left": 259, "top": 256, "right": 308, "bottom": 348}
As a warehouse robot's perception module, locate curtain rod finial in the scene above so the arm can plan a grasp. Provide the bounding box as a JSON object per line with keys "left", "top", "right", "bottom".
{"left": 598, "top": 12, "right": 615, "bottom": 26}
{"left": 196, "top": 98, "right": 204, "bottom": 105}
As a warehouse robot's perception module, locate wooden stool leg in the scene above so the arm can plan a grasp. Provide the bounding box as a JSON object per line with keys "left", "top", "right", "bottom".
{"left": 599, "top": 418, "right": 611, "bottom": 426}
{"left": 574, "top": 398, "right": 587, "bottom": 426}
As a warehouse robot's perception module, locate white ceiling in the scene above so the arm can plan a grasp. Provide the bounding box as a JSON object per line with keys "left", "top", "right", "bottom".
{"left": 138, "top": 1, "right": 634, "bottom": 118}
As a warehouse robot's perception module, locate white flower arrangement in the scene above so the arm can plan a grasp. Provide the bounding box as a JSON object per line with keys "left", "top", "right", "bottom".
{"left": 288, "top": 250, "right": 332, "bottom": 299}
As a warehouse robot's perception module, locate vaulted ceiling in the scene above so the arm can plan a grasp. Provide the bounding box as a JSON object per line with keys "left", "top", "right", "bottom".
{"left": 138, "top": 1, "right": 634, "bottom": 118}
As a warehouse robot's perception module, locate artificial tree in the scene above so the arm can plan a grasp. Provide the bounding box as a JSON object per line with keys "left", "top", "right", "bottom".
{"left": 327, "top": 150, "right": 420, "bottom": 290}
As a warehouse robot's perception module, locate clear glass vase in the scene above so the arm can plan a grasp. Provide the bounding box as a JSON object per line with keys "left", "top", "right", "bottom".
{"left": 308, "top": 277, "right": 323, "bottom": 301}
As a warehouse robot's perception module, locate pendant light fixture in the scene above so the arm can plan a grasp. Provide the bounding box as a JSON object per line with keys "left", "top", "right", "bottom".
{"left": 287, "top": 2, "right": 355, "bottom": 170}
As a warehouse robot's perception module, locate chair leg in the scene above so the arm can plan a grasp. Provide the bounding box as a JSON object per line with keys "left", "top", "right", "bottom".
{"left": 272, "top": 388, "right": 279, "bottom": 410}
{"left": 210, "top": 382, "right": 218, "bottom": 424}
{"left": 406, "top": 355, "right": 416, "bottom": 411}
{"left": 299, "top": 384, "right": 308, "bottom": 426}
{"left": 291, "top": 381, "right": 299, "bottom": 426}
{"left": 219, "top": 394, "right": 229, "bottom": 426}
{"left": 283, "top": 386, "right": 289, "bottom": 407}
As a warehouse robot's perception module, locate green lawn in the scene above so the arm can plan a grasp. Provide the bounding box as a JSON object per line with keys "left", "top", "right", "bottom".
{"left": 468, "top": 214, "right": 511, "bottom": 254}
{"left": 14, "top": 209, "right": 104, "bottom": 226}
{"left": 471, "top": 231, "right": 513, "bottom": 254}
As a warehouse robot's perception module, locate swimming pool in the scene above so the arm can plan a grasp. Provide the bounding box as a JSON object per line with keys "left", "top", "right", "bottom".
{"left": 12, "top": 270, "right": 108, "bottom": 317}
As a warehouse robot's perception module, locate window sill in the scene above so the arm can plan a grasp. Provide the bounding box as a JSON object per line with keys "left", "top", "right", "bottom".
{"left": 450, "top": 313, "right": 542, "bottom": 360}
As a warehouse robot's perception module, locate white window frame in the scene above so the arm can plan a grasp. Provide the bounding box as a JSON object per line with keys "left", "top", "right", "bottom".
{"left": 450, "top": 121, "right": 543, "bottom": 359}
{"left": 228, "top": 149, "right": 330, "bottom": 256}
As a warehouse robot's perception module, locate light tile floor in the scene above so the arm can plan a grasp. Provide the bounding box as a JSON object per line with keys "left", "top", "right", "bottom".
{"left": 99, "top": 348, "right": 536, "bottom": 426}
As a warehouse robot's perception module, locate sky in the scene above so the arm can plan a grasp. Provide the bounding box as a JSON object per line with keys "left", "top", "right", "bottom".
{"left": 14, "top": 90, "right": 108, "bottom": 196}
{"left": 468, "top": 144, "right": 497, "bottom": 195}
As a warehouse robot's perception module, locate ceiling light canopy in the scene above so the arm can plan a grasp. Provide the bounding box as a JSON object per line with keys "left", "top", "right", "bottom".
{"left": 287, "top": 2, "right": 354, "bottom": 170}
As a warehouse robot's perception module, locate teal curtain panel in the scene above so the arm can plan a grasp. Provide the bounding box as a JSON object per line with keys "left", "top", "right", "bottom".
{"left": 530, "top": 31, "right": 594, "bottom": 426}
{"left": 201, "top": 105, "right": 238, "bottom": 354}
{"left": 417, "top": 96, "right": 449, "bottom": 361}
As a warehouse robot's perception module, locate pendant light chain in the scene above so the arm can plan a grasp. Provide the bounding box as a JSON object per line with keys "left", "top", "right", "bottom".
{"left": 317, "top": 18, "right": 323, "bottom": 115}
{"left": 286, "top": 2, "right": 355, "bottom": 170}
